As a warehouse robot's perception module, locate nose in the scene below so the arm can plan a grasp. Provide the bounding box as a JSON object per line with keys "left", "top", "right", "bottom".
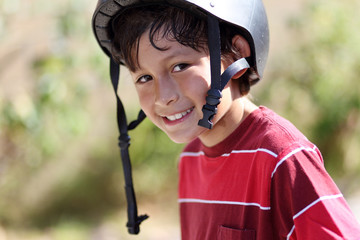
{"left": 155, "top": 75, "right": 179, "bottom": 106}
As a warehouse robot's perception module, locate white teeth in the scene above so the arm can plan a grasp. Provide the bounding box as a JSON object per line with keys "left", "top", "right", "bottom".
{"left": 175, "top": 113, "right": 183, "bottom": 119}
{"left": 166, "top": 108, "right": 192, "bottom": 121}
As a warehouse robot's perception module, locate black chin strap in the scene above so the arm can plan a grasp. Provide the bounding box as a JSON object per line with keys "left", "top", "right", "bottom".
{"left": 198, "top": 15, "right": 250, "bottom": 129}
{"left": 110, "top": 58, "right": 148, "bottom": 235}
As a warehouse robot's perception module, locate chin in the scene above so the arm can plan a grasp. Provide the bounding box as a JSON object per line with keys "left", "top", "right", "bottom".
{"left": 169, "top": 136, "right": 194, "bottom": 144}
{"left": 166, "top": 128, "right": 205, "bottom": 144}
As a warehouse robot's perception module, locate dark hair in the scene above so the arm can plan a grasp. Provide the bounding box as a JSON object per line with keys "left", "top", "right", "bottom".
{"left": 111, "top": 5, "right": 259, "bottom": 95}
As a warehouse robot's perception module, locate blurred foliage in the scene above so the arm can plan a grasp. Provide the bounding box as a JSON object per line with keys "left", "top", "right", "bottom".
{"left": 258, "top": 0, "right": 360, "bottom": 186}
{"left": 0, "top": 0, "right": 182, "bottom": 233}
{"left": 0, "top": 0, "right": 359, "bottom": 238}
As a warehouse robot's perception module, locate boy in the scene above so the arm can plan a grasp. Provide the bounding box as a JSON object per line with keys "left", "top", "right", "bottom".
{"left": 92, "top": 0, "right": 360, "bottom": 239}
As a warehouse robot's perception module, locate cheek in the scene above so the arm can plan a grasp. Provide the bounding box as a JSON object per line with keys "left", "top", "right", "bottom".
{"left": 179, "top": 73, "right": 210, "bottom": 105}
{"left": 136, "top": 89, "right": 153, "bottom": 114}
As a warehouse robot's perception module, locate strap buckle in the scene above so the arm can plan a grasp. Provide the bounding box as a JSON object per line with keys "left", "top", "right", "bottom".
{"left": 198, "top": 89, "right": 222, "bottom": 129}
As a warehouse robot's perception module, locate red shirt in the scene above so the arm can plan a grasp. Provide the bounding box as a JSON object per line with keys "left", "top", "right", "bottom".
{"left": 179, "top": 106, "right": 360, "bottom": 239}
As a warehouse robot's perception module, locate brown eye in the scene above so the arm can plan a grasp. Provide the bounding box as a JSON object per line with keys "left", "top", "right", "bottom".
{"left": 173, "top": 63, "right": 189, "bottom": 72}
{"left": 137, "top": 75, "right": 153, "bottom": 83}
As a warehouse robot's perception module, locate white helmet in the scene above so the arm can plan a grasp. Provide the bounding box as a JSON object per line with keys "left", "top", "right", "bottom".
{"left": 93, "top": 0, "right": 269, "bottom": 78}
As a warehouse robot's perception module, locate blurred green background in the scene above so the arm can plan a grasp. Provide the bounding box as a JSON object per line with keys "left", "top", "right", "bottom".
{"left": 0, "top": 0, "right": 359, "bottom": 239}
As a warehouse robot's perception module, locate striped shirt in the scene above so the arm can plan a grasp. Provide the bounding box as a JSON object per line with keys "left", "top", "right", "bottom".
{"left": 179, "top": 106, "right": 360, "bottom": 239}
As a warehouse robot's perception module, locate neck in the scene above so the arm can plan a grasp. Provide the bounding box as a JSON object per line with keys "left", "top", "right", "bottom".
{"left": 199, "top": 97, "right": 258, "bottom": 147}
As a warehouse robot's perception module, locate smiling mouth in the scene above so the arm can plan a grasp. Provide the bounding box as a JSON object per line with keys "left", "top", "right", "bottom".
{"left": 165, "top": 107, "right": 194, "bottom": 121}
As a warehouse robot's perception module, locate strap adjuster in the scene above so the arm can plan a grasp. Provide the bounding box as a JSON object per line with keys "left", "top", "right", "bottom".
{"left": 198, "top": 89, "right": 222, "bottom": 129}
{"left": 118, "top": 134, "right": 130, "bottom": 149}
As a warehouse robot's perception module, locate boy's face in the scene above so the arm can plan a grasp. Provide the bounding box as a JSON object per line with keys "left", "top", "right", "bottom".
{"left": 129, "top": 30, "right": 238, "bottom": 145}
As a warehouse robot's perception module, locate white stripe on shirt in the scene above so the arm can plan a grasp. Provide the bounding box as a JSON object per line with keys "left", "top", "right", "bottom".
{"left": 286, "top": 194, "right": 344, "bottom": 240}
{"left": 180, "top": 148, "right": 278, "bottom": 159}
{"left": 271, "top": 145, "right": 318, "bottom": 178}
{"left": 178, "top": 198, "right": 271, "bottom": 210}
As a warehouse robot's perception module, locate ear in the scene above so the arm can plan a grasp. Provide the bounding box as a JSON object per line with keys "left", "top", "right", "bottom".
{"left": 231, "top": 35, "right": 251, "bottom": 79}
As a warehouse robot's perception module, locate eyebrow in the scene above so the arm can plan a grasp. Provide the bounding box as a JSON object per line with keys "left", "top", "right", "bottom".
{"left": 133, "top": 45, "right": 194, "bottom": 73}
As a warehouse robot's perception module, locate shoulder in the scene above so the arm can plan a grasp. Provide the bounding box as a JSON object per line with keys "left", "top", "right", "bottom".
{"left": 249, "top": 106, "right": 313, "bottom": 154}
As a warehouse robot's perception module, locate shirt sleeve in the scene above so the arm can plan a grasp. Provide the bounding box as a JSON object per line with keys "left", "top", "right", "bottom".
{"left": 270, "top": 143, "right": 360, "bottom": 240}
